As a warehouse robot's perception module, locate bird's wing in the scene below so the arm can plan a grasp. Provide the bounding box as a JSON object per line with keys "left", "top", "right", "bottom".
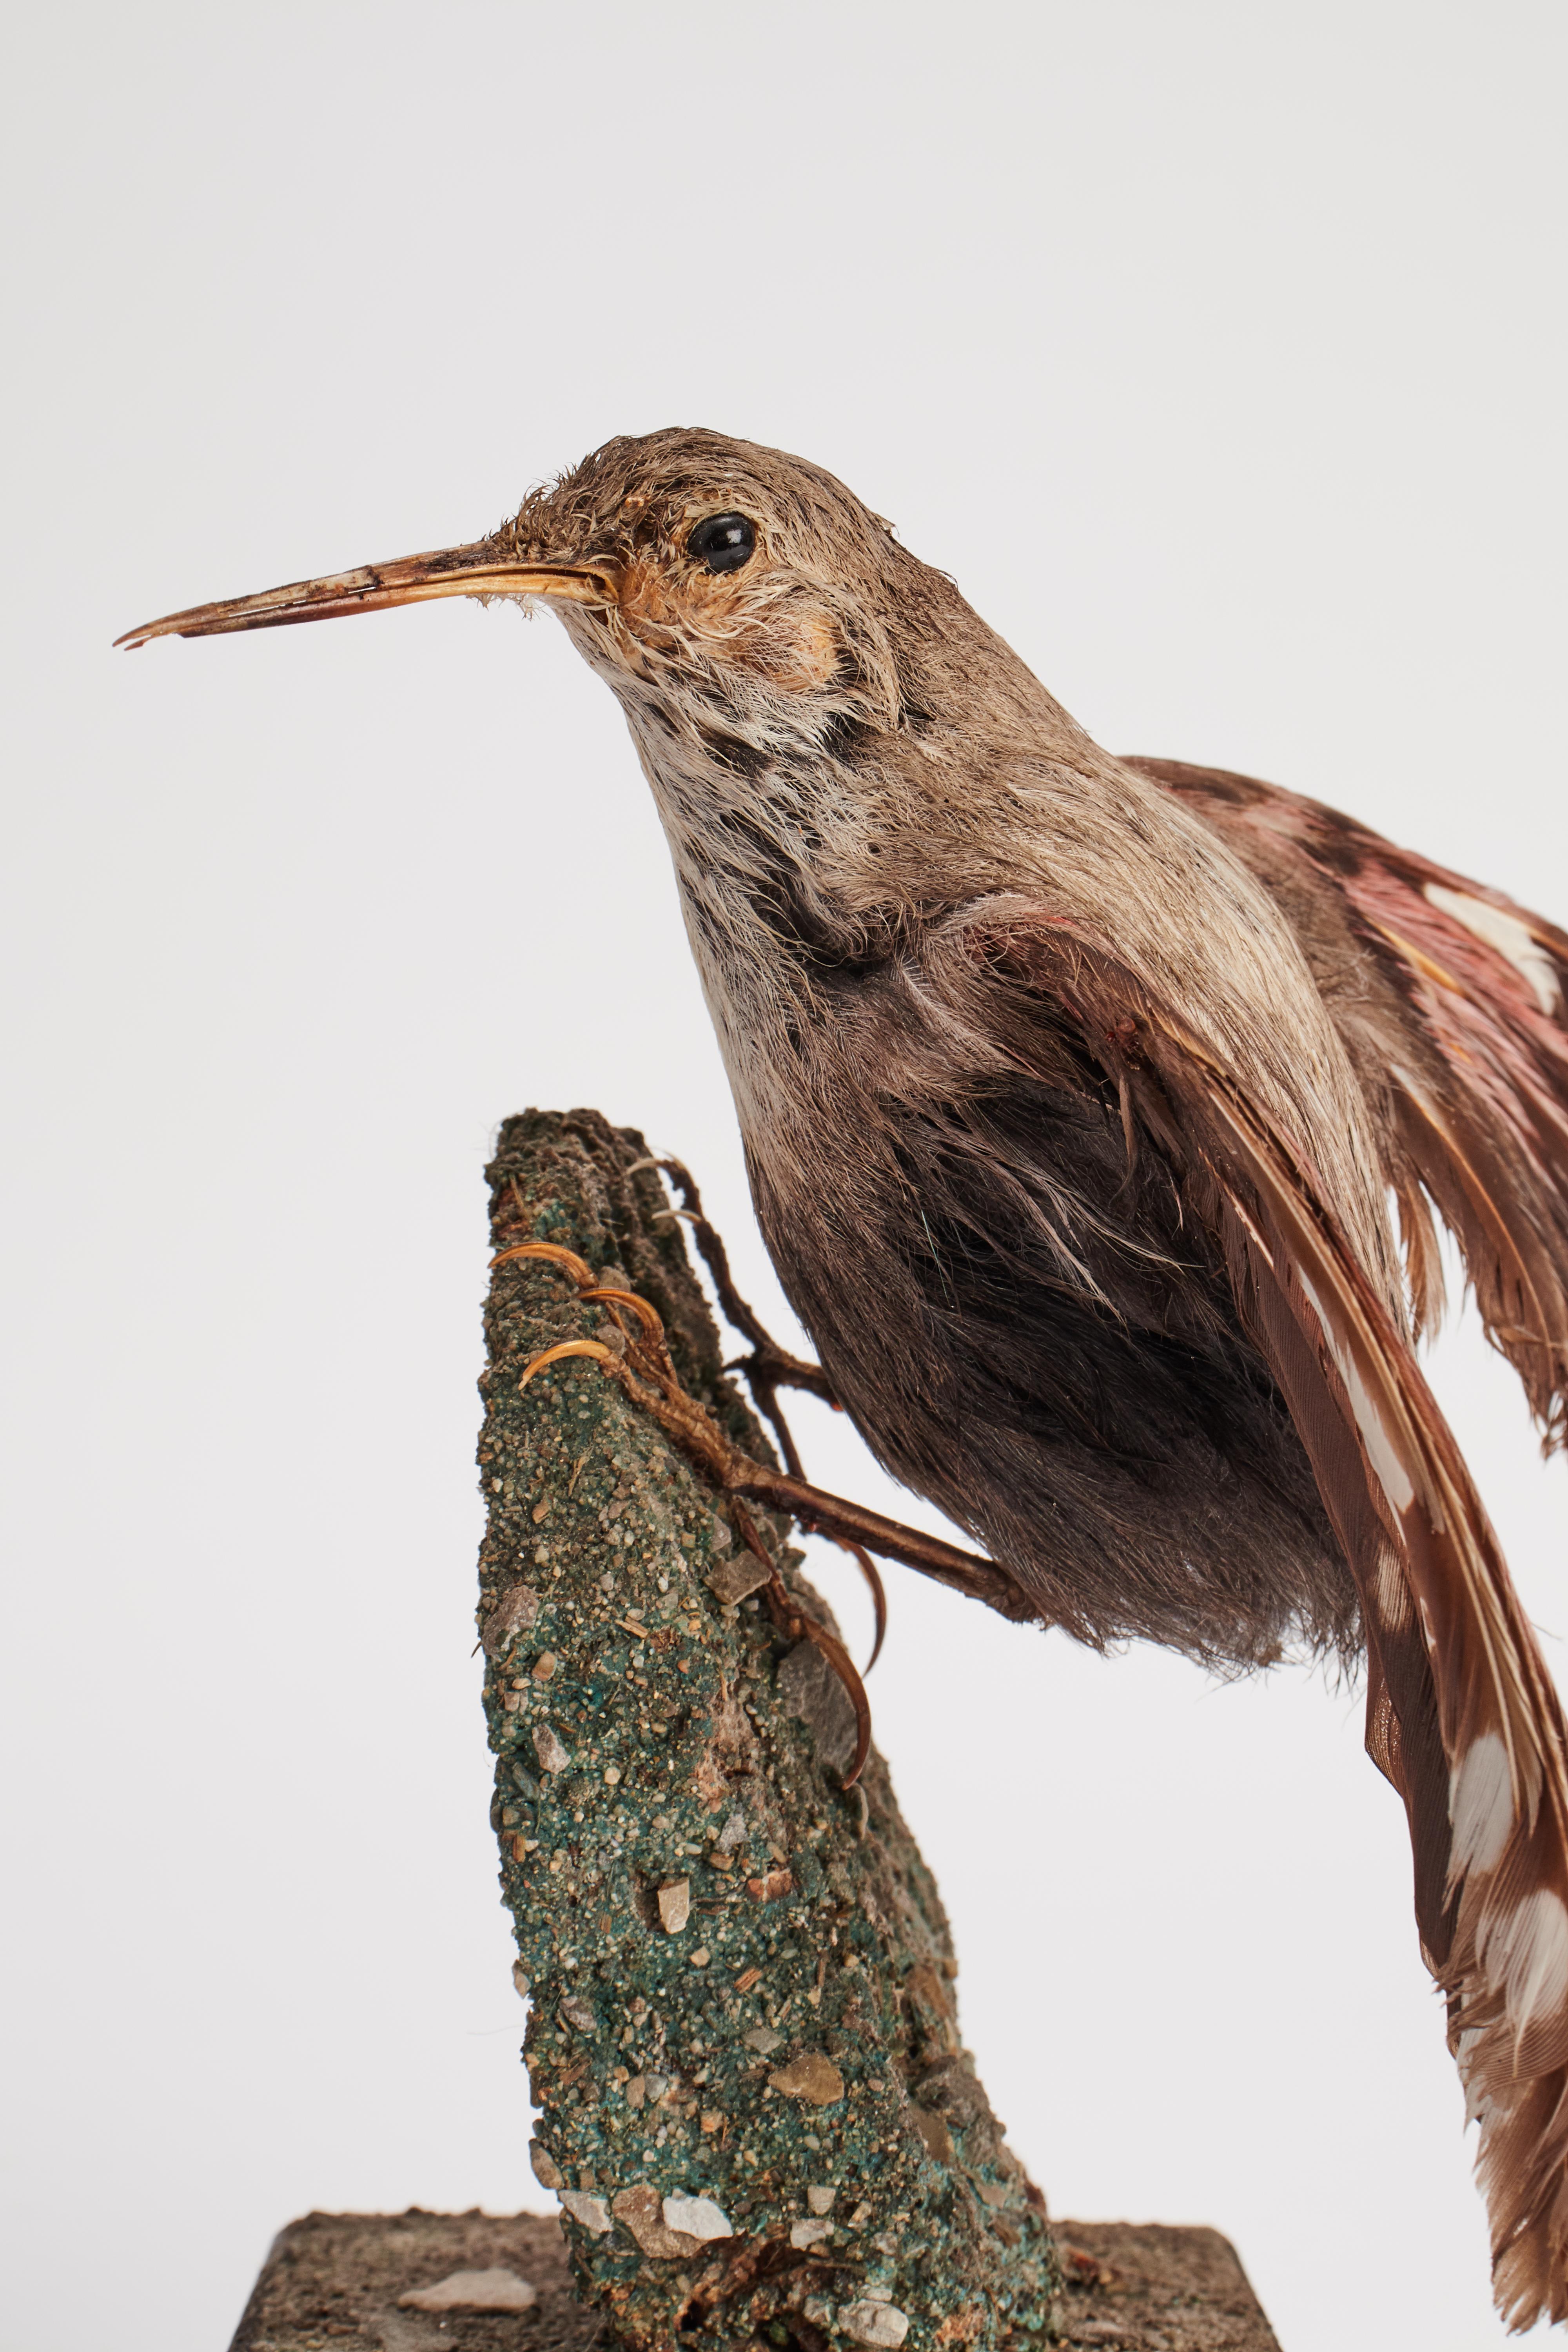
{"left": 939, "top": 905, "right": 1568, "bottom": 2329}
{"left": 1125, "top": 757, "right": 1568, "bottom": 1450}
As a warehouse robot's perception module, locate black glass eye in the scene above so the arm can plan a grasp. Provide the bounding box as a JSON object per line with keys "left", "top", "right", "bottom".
{"left": 687, "top": 513, "right": 757, "bottom": 573}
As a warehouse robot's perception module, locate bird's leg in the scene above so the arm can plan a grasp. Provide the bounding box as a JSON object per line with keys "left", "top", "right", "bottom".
{"left": 494, "top": 1241, "right": 1033, "bottom": 1665}
{"left": 624, "top": 1155, "right": 835, "bottom": 1481}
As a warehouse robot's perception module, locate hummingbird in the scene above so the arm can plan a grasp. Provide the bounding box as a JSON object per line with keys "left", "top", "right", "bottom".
{"left": 121, "top": 428, "right": 1568, "bottom": 2328}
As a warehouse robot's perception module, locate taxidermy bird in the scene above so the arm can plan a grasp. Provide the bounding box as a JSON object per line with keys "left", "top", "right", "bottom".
{"left": 121, "top": 428, "right": 1568, "bottom": 2329}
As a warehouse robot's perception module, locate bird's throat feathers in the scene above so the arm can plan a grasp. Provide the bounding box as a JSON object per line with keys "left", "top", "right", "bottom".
{"left": 596, "top": 621, "right": 1396, "bottom": 1319}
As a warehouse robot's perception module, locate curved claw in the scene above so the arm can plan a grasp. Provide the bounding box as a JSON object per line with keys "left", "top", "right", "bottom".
{"left": 730, "top": 1501, "right": 872, "bottom": 1791}
{"left": 519, "top": 1337, "right": 620, "bottom": 1390}
{"left": 492, "top": 1239, "right": 598, "bottom": 1291}
{"left": 788, "top": 1606, "right": 873, "bottom": 1789}
{"left": 831, "top": 1537, "right": 887, "bottom": 1672}
{"left": 580, "top": 1285, "right": 666, "bottom": 1343}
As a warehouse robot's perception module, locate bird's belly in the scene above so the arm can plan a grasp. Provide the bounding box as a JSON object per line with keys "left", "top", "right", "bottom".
{"left": 746, "top": 1066, "right": 1354, "bottom": 1668}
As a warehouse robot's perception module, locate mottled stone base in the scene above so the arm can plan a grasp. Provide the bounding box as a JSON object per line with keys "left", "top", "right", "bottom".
{"left": 227, "top": 2211, "right": 1278, "bottom": 2352}
{"left": 478, "top": 1113, "right": 1053, "bottom": 2352}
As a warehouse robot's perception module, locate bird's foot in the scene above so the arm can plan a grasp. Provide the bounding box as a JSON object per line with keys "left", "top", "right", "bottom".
{"left": 492, "top": 1241, "right": 1032, "bottom": 1777}
{"left": 494, "top": 1237, "right": 875, "bottom": 1781}
{"left": 495, "top": 1238, "right": 1028, "bottom": 1622}
{"left": 625, "top": 1155, "right": 835, "bottom": 1481}
{"left": 496, "top": 1235, "right": 740, "bottom": 1492}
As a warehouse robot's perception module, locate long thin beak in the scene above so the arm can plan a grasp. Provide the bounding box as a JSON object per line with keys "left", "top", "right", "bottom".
{"left": 115, "top": 542, "right": 619, "bottom": 650}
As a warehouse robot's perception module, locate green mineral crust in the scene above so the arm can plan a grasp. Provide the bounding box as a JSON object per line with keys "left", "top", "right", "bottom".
{"left": 477, "top": 1111, "right": 1058, "bottom": 2352}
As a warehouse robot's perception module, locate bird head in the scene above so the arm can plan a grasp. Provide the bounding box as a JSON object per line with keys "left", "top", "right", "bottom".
{"left": 117, "top": 427, "right": 931, "bottom": 759}
{"left": 117, "top": 427, "right": 1089, "bottom": 1007}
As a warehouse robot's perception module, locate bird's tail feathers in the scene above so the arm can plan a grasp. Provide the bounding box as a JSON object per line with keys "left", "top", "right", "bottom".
{"left": 1202, "top": 1074, "right": 1568, "bottom": 2332}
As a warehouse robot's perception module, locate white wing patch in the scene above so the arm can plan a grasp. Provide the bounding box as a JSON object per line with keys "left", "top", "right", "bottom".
{"left": 1297, "top": 1272, "right": 1416, "bottom": 1515}
{"left": 1425, "top": 883, "right": 1563, "bottom": 1019}
{"left": 1450, "top": 1731, "right": 1515, "bottom": 1880}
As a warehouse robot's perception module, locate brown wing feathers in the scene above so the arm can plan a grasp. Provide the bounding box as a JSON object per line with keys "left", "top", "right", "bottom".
{"left": 993, "top": 914, "right": 1568, "bottom": 2330}
{"left": 1129, "top": 758, "right": 1568, "bottom": 1449}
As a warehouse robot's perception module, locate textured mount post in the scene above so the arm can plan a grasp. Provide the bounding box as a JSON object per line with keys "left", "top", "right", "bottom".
{"left": 477, "top": 1110, "right": 1060, "bottom": 2352}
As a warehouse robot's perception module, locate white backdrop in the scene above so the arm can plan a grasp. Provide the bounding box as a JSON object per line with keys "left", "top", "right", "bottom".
{"left": 3, "top": 7, "right": 1565, "bottom": 2349}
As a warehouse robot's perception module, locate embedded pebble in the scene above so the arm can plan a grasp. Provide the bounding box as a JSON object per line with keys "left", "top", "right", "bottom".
{"left": 533, "top": 1722, "right": 570, "bottom": 1774}
{"left": 528, "top": 2140, "right": 563, "bottom": 2190}
{"left": 742, "top": 2026, "right": 783, "bottom": 2055}
{"left": 839, "top": 2300, "right": 910, "bottom": 2346}
{"left": 612, "top": 2183, "right": 703, "bottom": 2258}
{"left": 715, "top": 1807, "right": 748, "bottom": 1854}
{"left": 397, "top": 2268, "right": 536, "bottom": 2313}
{"left": 789, "top": 2216, "right": 834, "bottom": 2249}
{"left": 658, "top": 1878, "right": 691, "bottom": 1933}
{"left": 746, "top": 1867, "right": 795, "bottom": 1903}
{"left": 512, "top": 1961, "right": 530, "bottom": 2002}
{"left": 559, "top": 1994, "right": 598, "bottom": 2033}
{"left": 707, "top": 1555, "right": 773, "bottom": 1606}
{"left": 768, "top": 2052, "right": 846, "bottom": 2105}
{"left": 806, "top": 2186, "right": 837, "bottom": 2215}
{"left": 777, "top": 1639, "right": 860, "bottom": 1776}
{"left": 662, "top": 2193, "right": 733, "bottom": 2241}
{"left": 557, "top": 2191, "right": 612, "bottom": 2235}
{"left": 481, "top": 1581, "right": 540, "bottom": 1659}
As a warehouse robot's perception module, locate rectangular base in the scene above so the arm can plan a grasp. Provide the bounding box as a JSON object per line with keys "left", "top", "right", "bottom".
{"left": 227, "top": 2209, "right": 1280, "bottom": 2352}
